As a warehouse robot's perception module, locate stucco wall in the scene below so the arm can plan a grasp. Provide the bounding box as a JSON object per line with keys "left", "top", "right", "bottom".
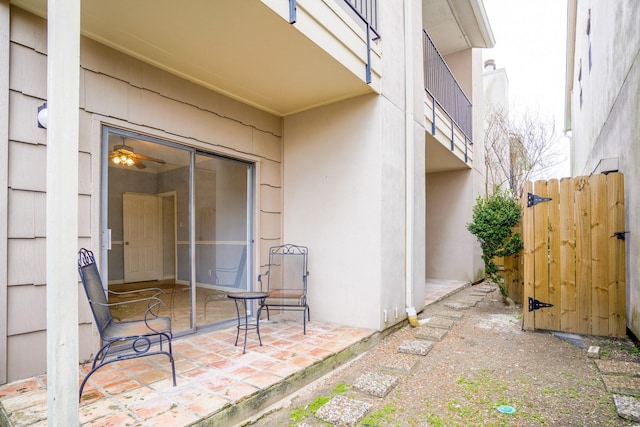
{"left": 283, "top": 95, "right": 386, "bottom": 329}
{"left": 281, "top": 0, "right": 427, "bottom": 331}
{"left": 425, "top": 169, "right": 477, "bottom": 281}
{"left": 470, "top": 48, "right": 488, "bottom": 281}
{"left": 5, "top": 7, "right": 283, "bottom": 382}
{"left": 568, "top": 0, "right": 640, "bottom": 336}
{"left": 570, "top": 1, "right": 640, "bottom": 177}
{"left": 283, "top": 93, "right": 425, "bottom": 331}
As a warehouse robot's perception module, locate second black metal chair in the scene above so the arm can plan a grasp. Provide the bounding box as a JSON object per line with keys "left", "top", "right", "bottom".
{"left": 258, "top": 244, "right": 310, "bottom": 334}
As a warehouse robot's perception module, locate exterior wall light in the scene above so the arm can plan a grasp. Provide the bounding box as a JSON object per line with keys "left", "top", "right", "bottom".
{"left": 37, "top": 102, "right": 48, "bottom": 128}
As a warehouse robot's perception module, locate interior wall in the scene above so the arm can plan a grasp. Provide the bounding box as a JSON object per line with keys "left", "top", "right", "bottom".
{"left": 161, "top": 195, "right": 176, "bottom": 278}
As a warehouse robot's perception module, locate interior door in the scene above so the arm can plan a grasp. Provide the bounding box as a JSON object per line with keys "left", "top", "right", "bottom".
{"left": 123, "top": 192, "right": 161, "bottom": 283}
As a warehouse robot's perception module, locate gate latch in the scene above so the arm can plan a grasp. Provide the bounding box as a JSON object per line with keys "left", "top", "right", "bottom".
{"left": 528, "top": 297, "right": 554, "bottom": 312}
{"left": 527, "top": 193, "right": 553, "bottom": 207}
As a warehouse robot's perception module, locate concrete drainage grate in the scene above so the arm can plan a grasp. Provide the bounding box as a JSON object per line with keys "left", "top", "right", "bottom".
{"left": 613, "top": 394, "right": 640, "bottom": 422}
{"left": 397, "top": 340, "right": 433, "bottom": 356}
{"left": 415, "top": 326, "right": 448, "bottom": 341}
{"left": 435, "top": 312, "right": 465, "bottom": 321}
{"left": 315, "top": 395, "right": 372, "bottom": 426}
{"left": 444, "top": 302, "right": 474, "bottom": 310}
{"left": 418, "top": 317, "right": 455, "bottom": 329}
{"left": 353, "top": 372, "right": 399, "bottom": 397}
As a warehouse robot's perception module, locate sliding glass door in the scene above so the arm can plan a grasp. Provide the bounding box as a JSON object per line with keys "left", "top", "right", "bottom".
{"left": 194, "top": 153, "right": 250, "bottom": 327}
{"left": 102, "top": 127, "right": 252, "bottom": 334}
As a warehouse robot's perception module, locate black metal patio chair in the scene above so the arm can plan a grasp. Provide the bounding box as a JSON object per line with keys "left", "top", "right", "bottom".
{"left": 258, "top": 244, "right": 310, "bottom": 334}
{"left": 77, "top": 248, "right": 176, "bottom": 401}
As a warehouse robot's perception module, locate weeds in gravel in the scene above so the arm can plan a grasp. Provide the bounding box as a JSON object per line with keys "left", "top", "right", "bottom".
{"left": 288, "top": 406, "right": 308, "bottom": 425}
{"left": 420, "top": 370, "right": 552, "bottom": 426}
{"left": 286, "top": 395, "right": 330, "bottom": 425}
{"left": 359, "top": 402, "right": 397, "bottom": 425}
{"left": 308, "top": 395, "right": 331, "bottom": 414}
{"left": 332, "top": 382, "right": 349, "bottom": 393}
{"left": 286, "top": 381, "right": 349, "bottom": 425}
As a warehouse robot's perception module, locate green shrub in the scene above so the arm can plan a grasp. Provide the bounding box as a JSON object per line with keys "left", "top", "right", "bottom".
{"left": 467, "top": 189, "right": 523, "bottom": 292}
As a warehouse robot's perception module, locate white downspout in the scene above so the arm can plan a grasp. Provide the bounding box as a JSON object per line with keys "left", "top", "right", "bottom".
{"left": 404, "top": 0, "right": 416, "bottom": 324}
{"left": 46, "top": 0, "right": 80, "bottom": 424}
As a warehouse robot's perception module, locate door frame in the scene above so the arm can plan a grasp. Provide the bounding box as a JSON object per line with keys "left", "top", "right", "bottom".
{"left": 101, "top": 125, "right": 256, "bottom": 334}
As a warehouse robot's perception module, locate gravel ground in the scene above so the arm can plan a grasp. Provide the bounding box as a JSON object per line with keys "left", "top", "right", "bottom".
{"left": 244, "top": 284, "right": 639, "bottom": 426}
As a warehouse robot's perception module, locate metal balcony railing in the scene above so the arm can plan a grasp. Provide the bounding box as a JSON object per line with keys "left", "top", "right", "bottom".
{"left": 342, "top": 0, "right": 378, "bottom": 83}
{"left": 342, "top": 0, "right": 378, "bottom": 35}
{"left": 423, "top": 30, "right": 473, "bottom": 142}
{"left": 288, "top": 0, "right": 378, "bottom": 84}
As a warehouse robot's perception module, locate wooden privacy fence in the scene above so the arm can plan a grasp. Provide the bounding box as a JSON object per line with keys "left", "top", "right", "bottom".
{"left": 513, "top": 173, "right": 626, "bottom": 337}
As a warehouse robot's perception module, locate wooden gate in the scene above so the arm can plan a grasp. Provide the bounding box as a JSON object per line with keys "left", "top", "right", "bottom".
{"left": 522, "top": 173, "right": 626, "bottom": 337}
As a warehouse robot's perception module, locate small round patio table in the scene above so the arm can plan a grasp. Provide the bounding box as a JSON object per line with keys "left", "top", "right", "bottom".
{"left": 227, "top": 291, "right": 268, "bottom": 354}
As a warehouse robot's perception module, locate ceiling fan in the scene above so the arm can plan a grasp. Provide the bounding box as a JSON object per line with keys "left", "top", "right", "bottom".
{"left": 109, "top": 142, "right": 166, "bottom": 169}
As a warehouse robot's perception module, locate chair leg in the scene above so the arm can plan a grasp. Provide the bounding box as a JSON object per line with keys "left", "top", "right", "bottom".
{"left": 80, "top": 340, "right": 177, "bottom": 402}
{"left": 79, "top": 363, "right": 101, "bottom": 402}
{"left": 158, "top": 331, "right": 177, "bottom": 386}
{"left": 303, "top": 307, "right": 307, "bottom": 335}
{"left": 166, "top": 337, "right": 177, "bottom": 387}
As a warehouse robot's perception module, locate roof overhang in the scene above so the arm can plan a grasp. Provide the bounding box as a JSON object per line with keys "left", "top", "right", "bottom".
{"left": 423, "top": 0, "right": 496, "bottom": 55}
{"left": 10, "top": 0, "right": 373, "bottom": 117}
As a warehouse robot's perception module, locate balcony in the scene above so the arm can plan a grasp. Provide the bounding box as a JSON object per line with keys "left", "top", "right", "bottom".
{"left": 10, "top": 0, "right": 381, "bottom": 116}
{"left": 423, "top": 29, "right": 473, "bottom": 172}
{"left": 421, "top": 0, "right": 495, "bottom": 173}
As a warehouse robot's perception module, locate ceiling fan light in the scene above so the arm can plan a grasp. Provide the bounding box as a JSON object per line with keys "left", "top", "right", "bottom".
{"left": 112, "top": 157, "right": 121, "bottom": 164}
{"left": 126, "top": 157, "right": 134, "bottom": 166}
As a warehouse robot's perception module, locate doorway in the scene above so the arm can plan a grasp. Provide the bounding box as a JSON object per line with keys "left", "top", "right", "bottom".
{"left": 102, "top": 127, "right": 253, "bottom": 334}
{"left": 122, "top": 193, "right": 162, "bottom": 283}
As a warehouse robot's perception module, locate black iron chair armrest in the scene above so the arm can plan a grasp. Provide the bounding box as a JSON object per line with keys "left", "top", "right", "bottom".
{"left": 107, "top": 287, "right": 165, "bottom": 298}
{"left": 258, "top": 270, "right": 269, "bottom": 292}
{"left": 92, "top": 295, "right": 167, "bottom": 316}
{"left": 143, "top": 297, "right": 168, "bottom": 321}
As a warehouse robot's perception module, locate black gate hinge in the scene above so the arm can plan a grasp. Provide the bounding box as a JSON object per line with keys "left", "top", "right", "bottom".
{"left": 528, "top": 297, "right": 554, "bottom": 312}
{"left": 527, "top": 193, "right": 553, "bottom": 207}
{"left": 613, "top": 231, "right": 630, "bottom": 240}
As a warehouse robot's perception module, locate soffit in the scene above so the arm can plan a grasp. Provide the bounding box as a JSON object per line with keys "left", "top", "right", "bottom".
{"left": 425, "top": 135, "right": 469, "bottom": 173}
{"left": 423, "top": 0, "right": 495, "bottom": 55}
{"left": 10, "top": 0, "right": 370, "bottom": 117}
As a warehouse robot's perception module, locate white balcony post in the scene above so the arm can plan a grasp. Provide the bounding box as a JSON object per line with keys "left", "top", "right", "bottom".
{"left": 0, "top": 0, "right": 9, "bottom": 386}
{"left": 46, "top": 0, "right": 80, "bottom": 425}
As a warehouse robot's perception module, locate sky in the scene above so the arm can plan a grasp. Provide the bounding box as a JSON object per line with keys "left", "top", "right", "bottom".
{"left": 482, "top": 0, "right": 570, "bottom": 178}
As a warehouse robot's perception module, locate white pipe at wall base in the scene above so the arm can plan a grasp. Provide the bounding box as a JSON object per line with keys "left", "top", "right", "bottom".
{"left": 406, "top": 306, "right": 419, "bottom": 327}
{"left": 404, "top": 0, "right": 415, "bottom": 309}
